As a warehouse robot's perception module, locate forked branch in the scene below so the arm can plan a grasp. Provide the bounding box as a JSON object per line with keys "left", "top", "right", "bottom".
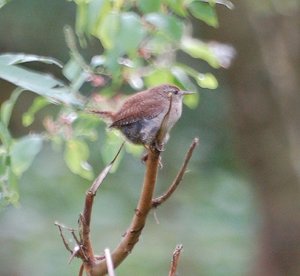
{"left": 152, "top": 138, "right": 199, "bottom": 208}
{"left": 56, "top": 138, "right": 198, "bottom": 275}
{"left": 91, "top": 148, "right": 161, "bottom": 275}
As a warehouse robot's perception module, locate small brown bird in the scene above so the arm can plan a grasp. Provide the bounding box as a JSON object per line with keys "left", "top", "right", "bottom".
{"left": 91, "top": 84, "right": 194, "bottom": 151}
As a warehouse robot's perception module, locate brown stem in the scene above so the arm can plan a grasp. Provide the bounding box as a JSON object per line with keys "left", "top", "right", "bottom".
{"left": 152, "top": 137, "right": 199, "bottom": 208}
{"left": 90, "top": 149, "right": 161, "bottom": 275}
{"left": 56, "top": 134, "right": 197, "bottom": 275}
{"left": 80, "top": 144, "right": 124, "bottom": 271}
{"left": 168, "top": 244, "right": 183, "bottom": 276}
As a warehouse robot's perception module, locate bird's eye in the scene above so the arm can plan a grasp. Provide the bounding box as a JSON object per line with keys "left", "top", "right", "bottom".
{"left": 174, "top": 90, "right": 178, "bottom": 95}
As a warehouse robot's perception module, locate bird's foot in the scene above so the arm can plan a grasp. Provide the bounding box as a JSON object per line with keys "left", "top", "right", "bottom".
{"left": 154, "top": 141, "right": 165, "bottom": 152}
{"left": 141, "top": 152, "right": 163, "bottom": 169}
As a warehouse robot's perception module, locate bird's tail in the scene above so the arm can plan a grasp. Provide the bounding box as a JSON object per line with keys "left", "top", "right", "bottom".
{"left": 87, "top": 110, "right": 114, "bottom": 124}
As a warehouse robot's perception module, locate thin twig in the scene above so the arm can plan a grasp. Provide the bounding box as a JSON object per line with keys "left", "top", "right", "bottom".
{"left": 152, "top": 137, "right": 199, "bottom": 208}
{"left": 79, "top": 143, "right": 125, "bottom": 267}
{"left": 54, "top": 221, "right": 86, "bottom": 262}
{"left": 90, "top": 142, "right": 125, "bottom": 194}
{"left": 68, "top": 245, "right": 81, "bottom": 264}
{"left": 54, "top": 222, "right": 73, "bottom": 254}
{"left": 168, "top": 244, "right": 184, "bottom": 276}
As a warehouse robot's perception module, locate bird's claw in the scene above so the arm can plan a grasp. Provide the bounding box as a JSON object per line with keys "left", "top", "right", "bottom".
{"left": 141, "top": 153, "right": 163, "bottom": 169}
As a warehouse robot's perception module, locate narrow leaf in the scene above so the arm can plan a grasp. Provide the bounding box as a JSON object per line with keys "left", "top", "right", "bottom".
{"left": 196, "top": 73, "right": 218, "bottom": 89}
{"left": 22, "top": 97, "right": 50, "bottom": 127}
{"left": 10, "top": 135, "right": 43, "bottom": 176}
{"left": 0, "top": 88, "right": 23, "bottom": 127}
{"left": 64, "top": 139, "right": 94, "bottom": 180}
{"left": 0, "top": 121, "right": 12, "bottom": 149}
{"left": 188, "top": 1, "right": 219, "bottom": 27}
{"left": 137, "top": 0, "right": 161, "bottom": 13}
{"left": 0, "top": 63, "right": 83, "bottom": 107}
{"left": 0, "top": 53, "right": 63, "bottom": 67}
{"left": 145, "top": 13, "right": 184, "bottom": 41}
{"left": 181, "top": 37, "right": 220, "bottom": 68}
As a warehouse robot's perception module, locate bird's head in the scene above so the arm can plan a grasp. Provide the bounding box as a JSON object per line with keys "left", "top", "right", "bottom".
{"left": 152, "top": 84, "right": 195, "bottom": 101}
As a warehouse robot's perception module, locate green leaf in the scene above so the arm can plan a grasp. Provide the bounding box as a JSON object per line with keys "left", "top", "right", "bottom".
{"left": 10, "top": 135, "right": 43, "bottom": 176}
{"left": 164, "top": 0, "right": 187, "bottom": 16}
{"left": 0, "top": 63, "right": 83, "bottom": 108}
{"left": 75, "top": 2, "right": 89, "bottom": 41}
{"left": 0, "top": 53, "right": 63, "bottom": 67}
{"left": 181, "top": 37, "right": 220, "bottom": 68}
{"left": 62, "top": 58, "right": 82, "bottom": 82}
{"left": 137, "top": 0, "right": 161, "bottom": 13}
{"left": 145, "top": 68, "right": 174, "bottom": 87}
{"left": 97, "top": 11, "right": 120, "bottom": 49}
{"left": 118, "top": 12, "right": 146, "bottom": 54}
{"left": 0, "top": 168, "right": 20, "bottom": 208}
{"left": 196, "top": 72, "right": 218, "bottom": 89}
{"left": 97, "top": 12, "right": 145, "bottom": 56}
{"left": 125, "top": 142, "right": 144, "bottom": 157}
{"left": 64, "top": 139, "right": 94, "bottom": 180}
{"left": 73, "top": 113, "right": 100, "bottom": 141}
{"left": 205, "top": 0, "right": 234, "bottom": 10}
{"left": 0, "top": 121, "right": 12, "bottom": 149}
{"left": 0, "top": 0, "right": 10, "bottom": 9}
{"left": 89, "top": 0, "right": 112, "bottom": 34}
{"left": 145, "top": 13, "right": 183, "bottom": 41}
{"left": 0, "top": 88, "right": 23, "bottom": 127}
{"left": 171, "top": 66, "right": 198, "bottom": 92}
{"left": 188, "top": 1, "right": 219, "bottom": 27}
{"left": 183, "top": 92, "right": 199, "bottom": 109}
{"left": 176, "top": 63, "right": 218, "bottom": 89}
{"left": 22, "top": 97, "right": 50, "bottom": 127}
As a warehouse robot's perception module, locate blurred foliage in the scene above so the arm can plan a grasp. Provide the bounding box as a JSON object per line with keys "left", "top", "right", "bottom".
{"left": 0, "top": 0, "right": 234, "bottom": 207}
{"left": 0, "top": 0, "right": 9, "bottom": 9}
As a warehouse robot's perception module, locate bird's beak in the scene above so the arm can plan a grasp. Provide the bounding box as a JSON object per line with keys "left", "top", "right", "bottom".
{"left": 181, "top": 90, "right": 196, "bottom": 95}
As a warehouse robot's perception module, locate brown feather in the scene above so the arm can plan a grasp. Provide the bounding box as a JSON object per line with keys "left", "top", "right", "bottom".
{"left": 110, "top": 89, "right": 166, "bottom": 127}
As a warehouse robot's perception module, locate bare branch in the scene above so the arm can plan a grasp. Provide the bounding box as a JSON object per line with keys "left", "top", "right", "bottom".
{"left": 91, "top": 149, "right": 161, "bottom": 275}
{"left": 90, "top": 142, "right": 125, "bottom": 195}
{"left": 79, "top": 143, "right": 125, "bottom": 266}
{"left": 152, "top": 137, "right": 199, "bottom": 208}
{"left": 56, "top": 112, "right": 198, "bottom": 275}
{"left": 169, "top": 244, "right": 184, "bottom": 276}
{"left": 54, "top": 221, "right": 74, "bottom": 254}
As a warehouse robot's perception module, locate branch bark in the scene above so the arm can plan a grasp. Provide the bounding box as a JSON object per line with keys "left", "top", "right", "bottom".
{"left": 56, "top": 138, "right": 198, "bottom": 275}
{"left": 152, "top": 138, "right": 199, "bottom": 208}
{"left": 168, "top": 244, "right": 183, "bottom": 276}
{"left": 56, "top": 126, "right": 198, "bottom": 275}
{"left": 91, "top": 148, "right": 161, "bottom": 275}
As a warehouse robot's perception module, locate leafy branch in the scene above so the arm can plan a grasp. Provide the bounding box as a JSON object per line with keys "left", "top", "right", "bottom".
{"left": 0, "top": 0, "right": 234, "bottom": 215}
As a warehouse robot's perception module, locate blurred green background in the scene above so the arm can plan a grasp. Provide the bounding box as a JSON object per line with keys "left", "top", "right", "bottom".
{"left": 1, "top": 1, "right": 300, "bottom": 275}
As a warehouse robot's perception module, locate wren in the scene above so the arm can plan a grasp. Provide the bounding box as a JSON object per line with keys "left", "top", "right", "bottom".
{"left": 91, "top": 84, "right": 194, "bottom": 151}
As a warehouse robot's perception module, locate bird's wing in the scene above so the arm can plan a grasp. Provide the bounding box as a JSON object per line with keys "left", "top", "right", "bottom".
{"left": 110, "top": 94, "right": 165, "bottom": 127}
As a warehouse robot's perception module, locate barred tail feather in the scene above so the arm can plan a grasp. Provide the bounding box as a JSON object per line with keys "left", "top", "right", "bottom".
{"left": 87, "top": 110, "right": 114, "bottom": 124}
